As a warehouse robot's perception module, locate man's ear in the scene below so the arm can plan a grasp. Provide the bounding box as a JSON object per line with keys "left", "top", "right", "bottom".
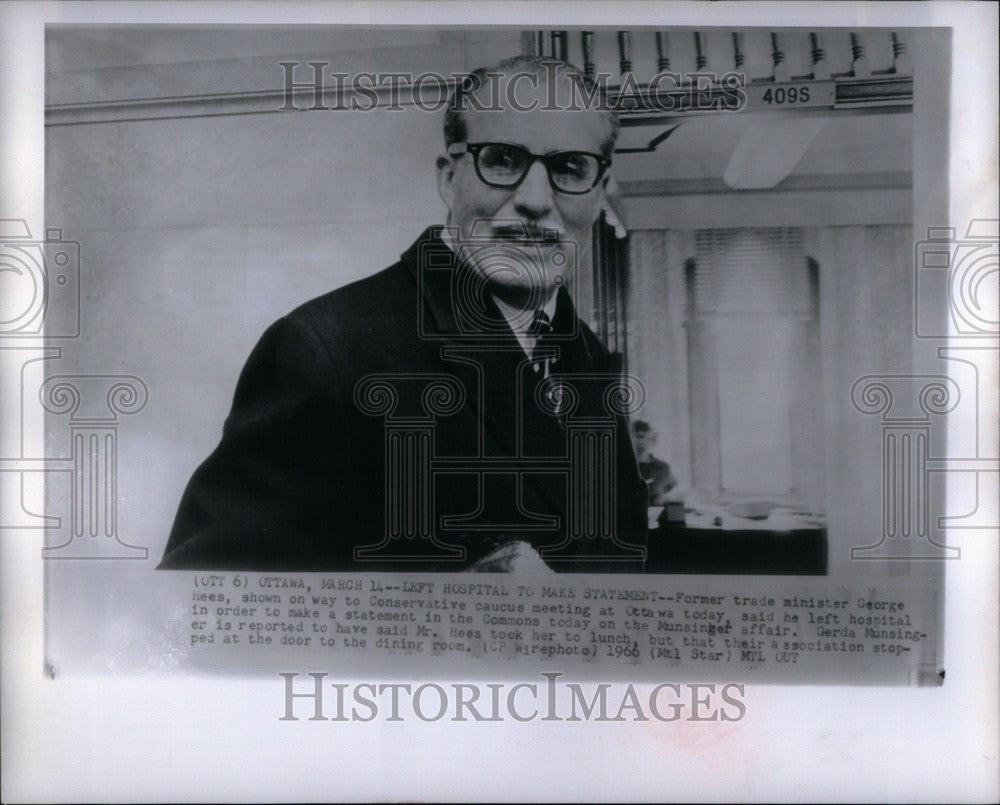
{"left": 598, "top": 171, "right": 611, "bottom": 204}
{"left": 600, "top": 168, "right": 615, "bottom": 198}
{"left": 602, "top": 170, "right": 625, "bottom": 212}
{"left": 589, "top": 170, "right": 611, "bottom": 222}
{"left": 436, "top": 153, "right": 456, "bottom": 210}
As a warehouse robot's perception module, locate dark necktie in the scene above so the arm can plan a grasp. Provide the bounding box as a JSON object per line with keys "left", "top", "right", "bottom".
{"left": 529, "top": 309, "right": 568, "bottom": 425}
{"left": 529, "top": 309, "right": 555, "bottom": 377}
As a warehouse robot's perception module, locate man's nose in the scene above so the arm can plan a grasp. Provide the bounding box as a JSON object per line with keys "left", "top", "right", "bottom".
{"left": 513, "top": 159, "right": 555, "bottom": 217}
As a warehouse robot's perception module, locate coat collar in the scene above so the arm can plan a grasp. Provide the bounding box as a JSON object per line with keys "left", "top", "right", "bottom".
{"left": 396, "top": 227, "right": 625, "bottom": 529}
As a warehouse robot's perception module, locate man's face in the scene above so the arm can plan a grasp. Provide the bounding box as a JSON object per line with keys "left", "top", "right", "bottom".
{"left": 633, "top": 429, "right": 656, "bottom": 454}
{"left": 437, "top": 76, "right": 612, "bottom": 307}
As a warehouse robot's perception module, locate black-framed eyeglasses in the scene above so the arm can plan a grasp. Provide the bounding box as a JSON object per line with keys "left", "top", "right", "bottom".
{"left": 448, "top": 142, "right": 611, "bottom": 195}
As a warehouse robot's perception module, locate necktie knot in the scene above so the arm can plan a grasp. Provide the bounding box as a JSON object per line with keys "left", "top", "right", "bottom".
{"left": 529, "top": 309, "right": 553, "bottom": 337}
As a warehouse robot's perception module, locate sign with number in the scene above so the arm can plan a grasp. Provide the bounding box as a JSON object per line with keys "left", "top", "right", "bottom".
{"left": 745, "top": 81, "right": 836, "bottom": 110}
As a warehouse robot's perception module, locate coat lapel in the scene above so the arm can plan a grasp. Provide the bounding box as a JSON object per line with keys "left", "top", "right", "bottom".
{"left": 400, "top": 229, "right": 609, "bottom": 524}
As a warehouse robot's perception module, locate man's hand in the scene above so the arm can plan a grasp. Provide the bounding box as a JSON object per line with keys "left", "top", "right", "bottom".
{"left": 469, "top": 540, "right": 555, "bottom": 573}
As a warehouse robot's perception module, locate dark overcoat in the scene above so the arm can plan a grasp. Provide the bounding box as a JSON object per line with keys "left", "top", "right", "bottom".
{"left": 159, "top": 228, "right": 648, "bottom": 571}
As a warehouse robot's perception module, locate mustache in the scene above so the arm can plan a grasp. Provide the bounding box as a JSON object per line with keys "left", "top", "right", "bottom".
{"left": 488, "top": 222, "right": 565, "bottom": 242}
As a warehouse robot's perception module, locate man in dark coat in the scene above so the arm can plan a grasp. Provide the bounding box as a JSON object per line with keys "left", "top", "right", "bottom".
{"left": 159, "top": 55, "right": 648, "bottom": 572}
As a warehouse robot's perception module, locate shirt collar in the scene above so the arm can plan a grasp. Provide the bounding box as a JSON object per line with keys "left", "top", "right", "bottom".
{"left": 440, "top": 226, "right": 559, "bottom": 335}
{"left": 491, "top": 289, "right": 558, "bottom": 336}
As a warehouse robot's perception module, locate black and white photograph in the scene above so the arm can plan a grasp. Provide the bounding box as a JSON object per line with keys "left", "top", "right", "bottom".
{"left": 2, "top": 1, "right": 997, "bottom": 802}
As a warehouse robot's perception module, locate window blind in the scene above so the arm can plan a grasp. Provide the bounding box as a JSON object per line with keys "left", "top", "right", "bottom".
{"left": 690, "top": 228, "right": 815, "bottom": 319}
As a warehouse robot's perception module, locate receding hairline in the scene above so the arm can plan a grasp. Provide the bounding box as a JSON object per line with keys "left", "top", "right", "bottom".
{"left": 443, "top": 55, "right": 621, "bottom": 158}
